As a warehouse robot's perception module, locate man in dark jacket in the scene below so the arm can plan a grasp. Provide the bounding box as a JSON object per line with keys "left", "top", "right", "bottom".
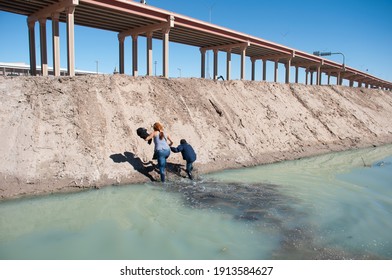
{"left": 170, "top": 139, "right": 196, "bottom": 179}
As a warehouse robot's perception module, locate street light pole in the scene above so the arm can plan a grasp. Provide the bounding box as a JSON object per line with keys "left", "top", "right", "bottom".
{"left": 313, "top": 51, "right": 345, "bottom": 70}
{"left": 313, "top": 51, "right": 346, "bottom": 85}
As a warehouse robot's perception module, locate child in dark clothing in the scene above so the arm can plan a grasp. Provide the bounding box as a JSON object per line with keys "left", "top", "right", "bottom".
{"left": 170, "top": 139, "right": 196, "bottom": 180}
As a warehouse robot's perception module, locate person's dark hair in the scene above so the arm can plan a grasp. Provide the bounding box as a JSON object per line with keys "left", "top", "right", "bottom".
{"left": 180, "top": 139, "right": 187, "bottom": 144}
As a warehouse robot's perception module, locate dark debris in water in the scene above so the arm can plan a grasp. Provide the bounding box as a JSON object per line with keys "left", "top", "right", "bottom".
{"left": 163, "top": 178, "right": 383, "bottom": 260}
{"left": 166, "top": 179, "right": 298, "bottom": 228}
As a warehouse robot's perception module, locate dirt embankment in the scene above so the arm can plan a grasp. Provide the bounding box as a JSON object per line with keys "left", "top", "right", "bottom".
{"left": 1, "top": 75, "right": 392, "bottom": 200}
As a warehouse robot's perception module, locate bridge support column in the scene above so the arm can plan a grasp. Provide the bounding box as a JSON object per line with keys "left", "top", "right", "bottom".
{"left": 336, "top": 72, "right": 341, "bottom": 85}
{"left": 295, "top": 66, "right": 299, "bottom": 83}
{"left": 28, "top": 20, "right": 37, "bottom": 76}
{"left": 132, "top": 35, "right": 138, "bottom": 77}
{"left": 118, "top": 35, "right": 125, "bottom": 74}
{"left": 305, "top": 68, "right": 309, "bottom": 85}
{"left": 39, "top": 19, "right": 48, "bottom": 76}
{"left": 251, "top": 58, "right": 256, "bottom": 81}
{"left": 262, "top": 60, "right": 267, "bottom": 81}
{"left": 310, "top": 71, "right": 314, "bottom": 85}
{"left": 66, "top": 6, "right": 75, "bottom": 77}
{"left": 52, "top": 13, "right": 60, "bottom": 76}
{"left": 226, "top": 49, "right": 231, "bottom": 81}
{"left": 200, "top": 48, "right": 206, "bottom": 78}
{"left": 162, "top": 27, "right": 170, "bottom": 78}
{"left": 240, "top": 46, "right": 246, "bottom": 80}
{"left": 274, "top": 60, "right": 278, "bottom": 82}
{"left": 285, "top": 58, "right": 291, "bottom": 84}
{"left": 213, "top": 49, "right": 218, "bottom": 80}
{"left": 316, "top": 65, "right": 321, "bottom": 85}
{"left": 146, "top": 32, "right": 153, "bottom": 76}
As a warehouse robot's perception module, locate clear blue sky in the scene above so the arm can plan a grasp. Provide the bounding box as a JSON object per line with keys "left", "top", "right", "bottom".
{"left": 1, "top": 0, "right": 391, "bottom": 83}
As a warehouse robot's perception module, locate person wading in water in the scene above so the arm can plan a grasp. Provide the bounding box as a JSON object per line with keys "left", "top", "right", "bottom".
{"left": 170, "top": 139, "right": 197, "bottom": 180}
{"left": 145, "top": 122, "right": 173, "bottom": 182}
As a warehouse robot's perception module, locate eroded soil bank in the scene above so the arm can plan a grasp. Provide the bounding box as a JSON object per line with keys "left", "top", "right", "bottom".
{"left": 1, "top": 75, "right": 391, "bottom": 200}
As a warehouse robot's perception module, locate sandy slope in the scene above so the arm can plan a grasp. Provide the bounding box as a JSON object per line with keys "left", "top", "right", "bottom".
{"left": 1, "top": 75, "right": 391, "bottom": 200}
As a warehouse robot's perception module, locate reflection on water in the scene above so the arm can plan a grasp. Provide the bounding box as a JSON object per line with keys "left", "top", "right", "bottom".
{"left": 0, "top": 145, "right": 391, "bottom": 259}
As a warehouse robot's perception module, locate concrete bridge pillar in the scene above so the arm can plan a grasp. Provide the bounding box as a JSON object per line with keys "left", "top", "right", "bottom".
{"left": 162, "top": 27, "right": 170, "bottom": 78}
{"left": 39, "top": 18, "right": 48, "bottom": 76}
{"left": 310, "top": 71, "right": 314, "bottom": 85}
{"left": 240, "top": 45, "right": 247, "bottom": 80}
{"left": 27, "top": 1, "right": 78, "bottom": 77}
{"left": 118, "top": 35, "right": 125, "bottom": 74}
{"left": 132, "top": 35, "right": 138, "bottom": 77}
{"left": 251, "top": 58, "right": 256, "bottom": 81}
{"left": 52, "top": 13, "right": 60, "bottom": 76}
{"left": 66, "top": 6, "right": 75, "bottom": 77}
{"left": 305, "top": 68, "right": 309, "bottom": 85}
{"left": 262, "top": 60, "right": 267, "bottom": 81}
{"left": 226, "top": 49, "right": 232, "bottom": 81}
{"left": 213, "top": 49, "right": 218, "bottom": 80}
{"left": 295, "top": 66, "right": 299, "bottom": 83}
{"left": 285, "top": 58, "right": 291, "bottom": 84}
{"left": 316, "top": 65, "right": 321, "bottom": 85}
{"left": 336, "top": 72, "right": 341, "bottom": 85}
{"left": 146, "top": 32, "right": 153, "bottom": 76}
{"left": 274, "top": 60, "right": 278, "bottom": 82}
{"left": 27, "top": 20, "right": 37, "bottom": 76}
{"left": 200, "top": 48, "right": 206, "bottom": 78}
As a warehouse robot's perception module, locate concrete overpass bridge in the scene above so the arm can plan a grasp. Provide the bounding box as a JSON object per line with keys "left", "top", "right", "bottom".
{"left": 1, "top": 0, "right": 391, "bottom": 90}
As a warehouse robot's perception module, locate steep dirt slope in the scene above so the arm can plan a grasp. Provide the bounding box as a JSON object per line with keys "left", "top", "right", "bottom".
{"left": 1, "top": 75, "right": 391, "bottom": 199}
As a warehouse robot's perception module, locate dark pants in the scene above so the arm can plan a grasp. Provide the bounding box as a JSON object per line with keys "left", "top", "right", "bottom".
{"left": 156, "top": 149, "right": 170, "bottom": 182}
{"left": 186, "top": 161, "right": 194, "bottom": 179}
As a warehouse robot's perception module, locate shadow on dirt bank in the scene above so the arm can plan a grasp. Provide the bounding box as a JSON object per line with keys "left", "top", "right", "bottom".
{"left": 110, "top": 152, "right": 185, "bottom": 182}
